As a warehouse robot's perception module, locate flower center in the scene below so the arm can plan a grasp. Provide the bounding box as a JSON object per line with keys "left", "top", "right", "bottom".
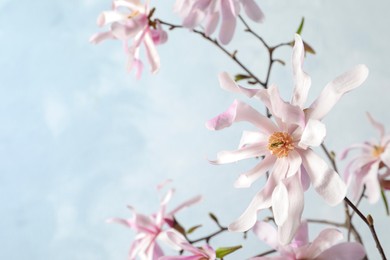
{"left": 268, "top": 132, "right": 294, "bottom": 158}
{"left": 372, "top": 145, "right": 384, "bottom": 158}
{"left": 128, "top": 10, "right": 140, "bottom": 19}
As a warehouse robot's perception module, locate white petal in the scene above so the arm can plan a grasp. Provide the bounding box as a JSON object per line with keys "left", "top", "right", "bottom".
{"left": 300, "top": 149, "right": 346, "bottom": 206}
{"left": 252, "top": 221, "right": 279, "bottom": 250}
{"left": 238, "top": 131, "right": 267, "bottom": 148}
{"left": 277, "top": 174, "right": 304, "bottom": 245}
{"left": 272, "top": 183, "right": 289, "bottom": 226}
{"left": 291, "top": 34, "right": 312, "bottom": 108}
{"left": 210, "top": 143, "right": 268, "bottom": 164}
{"left": 218, "top": 71, "right": 258, "bottom": 98}
{"left": 298, "top": 119, "right": 326, "bottom": 149}
{"left": 206, "top": 100, "right": 278, "bottom": 134}
{"left": 298, "top": 228, "right": 343, "bottom": 258}
{"left": 307, "top": 64, "right": 369, "bottom": 121}
{"left": 234, "top": 155, "right": 275, "bottom": 188}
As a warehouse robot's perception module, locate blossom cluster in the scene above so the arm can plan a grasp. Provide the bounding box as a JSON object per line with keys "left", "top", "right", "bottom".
{"left": 90, "top": 0, "right": 389, "bottom": 259}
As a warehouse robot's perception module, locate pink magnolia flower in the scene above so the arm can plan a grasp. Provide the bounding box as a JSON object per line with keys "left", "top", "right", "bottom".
{"left": 159, "top": 230, "right": 216, "bottom": 260}
{"left": 206, "top": 34, "right": 368, "bottom": 244}
{"left": 341, "top": 113, "right": 390, "bottom": 203}
{"left": 109, "top": 185, "right": 202, "bottom": 260}
{"left": 90, "top": 0, "right": 168, "bottom": 78}
{"left": 252, "top": 221, "right": 366, "bottom": 260}
{"left": 174, "top": 0, "right": 264, "bottom": 44}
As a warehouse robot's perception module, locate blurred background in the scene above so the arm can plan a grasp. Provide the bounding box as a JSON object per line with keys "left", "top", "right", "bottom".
{"left": 1, "top": 0, "right": 389, "bottom": 259}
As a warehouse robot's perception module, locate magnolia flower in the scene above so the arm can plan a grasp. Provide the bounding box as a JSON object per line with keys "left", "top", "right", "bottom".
{"left": 90, "top": 0, "right": 167, "bottom": 78}
{"left": 341, "top": 113, "right": 390, "bottom": 203}
{"left": 206, "top": 34, "right": 369, "bottom": 244}
{"left": 159, "top": 230, "right": 216, "bottom": 260}
{"left": 109, "top": 185, "right": 202, "bottom": 260}
{"left": 252, "top": 221, "right": 366, "bottom": 260}
{"left": 174, "top": 0, "right": 264, "bottom": 44}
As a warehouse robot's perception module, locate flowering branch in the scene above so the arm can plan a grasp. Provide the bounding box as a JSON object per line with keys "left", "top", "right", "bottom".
{"left": 321, "top": 143, "right": 387, "bottom": 260}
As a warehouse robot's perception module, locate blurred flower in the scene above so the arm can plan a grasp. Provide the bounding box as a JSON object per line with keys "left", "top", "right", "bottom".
{"left": 174, "top": 0, "right": 264, "bottom": 44}
{"left": 90, "top": 0, "right": 167, "bottom": 78}
{"left": 108, "top": 184, "right": 202, "bottom": 260}
{"left": 206, "top": 34, "right": 368, "bottom": 244}
{"left": 341, "top": 113, "right": 390, "bottom": 203}
{"left": 159, "top": 230, "right": 216, "bottom": 260}
{"left": 252, "top": 221, "right": 366, "bottom": 260}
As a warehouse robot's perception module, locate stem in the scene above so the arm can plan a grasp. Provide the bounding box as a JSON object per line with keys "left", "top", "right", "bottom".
{"left": 188, "top": 226, "right": 228, "bottom": 244}
{"left": 253, "top": 249, "right": 277, "bottom": 258}
{"left": 238, "top": 15, "right": 291, "bottom": 87}
{"left": 156, "top": 19, "right": 265, "bottom": 87}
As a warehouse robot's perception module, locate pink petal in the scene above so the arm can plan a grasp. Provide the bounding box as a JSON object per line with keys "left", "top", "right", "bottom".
{"left": 300, "top": 167, "right": 310, "bottom": 191}
{"left": 106, "top": 217, "right": 132, "bottom": 227}
{"left": 219, "top": 0, "right": 237, "bottom": 44}
{"left": 298, "top": 228, "right": 343, "bottom": 258}
{"left": 240, "top": 0, "right": 264, "bottom": 22}
{"left": 291, "top": 34, "right": 311, "bottom": 108}
{"left": 182, "top": 9, "right": 205, "bottom": 28}
{"left": 168, "top": 195, "right": 203, "bottom": 216}
{"left": 291, "top": 220, "right": 309, "bottom": 248}
{"left": 316, "top": 242, "right": 366, "bottom": 260}
{"left": 380, "top": 146, "right": 390, "bottom": 168}
{"left": 285, "top": 150, "right": 302, "bottom": 178}
{"left": 265, "top": 85, "right": 305, "bottom": 128}
{"left": 204, "top": 12, "right": 220, "bottom": 36}
{"left": 113, "top": 0, "right": 144, "bottom": 12}
{"left": 89, "top": 31, "right": 115, "bottom": 44}
{"left": 218, "top": 72, "right": 259, "bottom": 97}
{"left": 366, "top": 112, "right": 385, "bottom": 138}
{"left": 143, "top": 31, "right": 160, "bottom": 74}
{"left": 229, "top": 159, "right": 288, "bottom": 232}
{"left": 339, "top": 143, "right": 372, "bottom": 160}
{"left": 253, "top": 221, "right": 279, "bottom": 250}
{"left": 272, "top": 183, "right": 289, "bottom": 226}
{"left": 364, "top": 161, "right": 381, "bottom": 203}
{"left": 300, "top": 149, "right": 346, "bottom": 206}
{"left": 277, "top": 174, "right": 304, "bottom": 245}
{"left": 165, "top": 230, "right": 202, "bottom": 255}
{"left": 307, "top": 64, "right": 369, "bottom": 121}
{"left": 206, "top": 100, "right": 278, "bottom": 134}
{"left": 298, "top": 119, "right": 326, "bottom": 149}
{"left": 238, "top": 131, "right": 267, "bottom": 148}
{"left": 97, "top": 11, "right": 127, "bottom": 27}
{"left": 234, "top": 155, "right": 276, "bottom": 188}
{"left": 210, "top": 143, "right": 268, "bottom": 164}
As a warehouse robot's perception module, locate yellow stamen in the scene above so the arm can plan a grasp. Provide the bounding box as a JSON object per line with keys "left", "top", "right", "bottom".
{"left": 372, "top": 145, "right": 384, "bottom": 158}
{"left": 268, "top": 132, "right": 294, "bottom": 158}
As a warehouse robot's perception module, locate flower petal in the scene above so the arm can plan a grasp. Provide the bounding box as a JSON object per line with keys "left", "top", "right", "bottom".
{"left": 89, "top": 31, "right": 115, "bottom": 44}
{"left": 286, "top": 150, "right": 302, "bottom": 178}
{"left": 298, "top": 119, "right": 326, "bottom": 149}
{"left": 206, "top": 100, "right": 278, "bottom": 134}
{"left": 204, "top": 12, "right": 220, "bottom": 36}
{"left": 339, "top": 143, "right": 372, "bottom": 160}
{"left": 366, "top": 112, "right": 385, "bottom": 138}
{"left": 307, "top": 64, "right": 369, "bottom": 121}
{"left": 291, "top": 220, "right": 309, "bottom": 248}
{"left": 252, "top": 221, "right": 279, "bottom": 250}
{"left": 316, "top": 242, "right": 366, "bottom": 260}
{"left": 240, "top": 0, "right": 264, "bottom": 22}
{"left": 219, "top": 0, "right": 236, "bottom": 44}
{"left": 277, "top": 174, "right": 304, "bottom": 245}
{"left": 380, "top": 146, "right": 390, "bottom": 168}
{"left": 238, "top": 131, "right": 267, "bottom": 148}
{"left": 364, "top": 161, "right": 381, "bottom": 203}
{"left": 263, "top": 85, "right": 305, "bottom": 128}
{"left": 234, "top": 155, "right": 276, "bottom": 188}
{"left": 218, "top": 72, "right": 259, "bottom": 98}
{"left": 300, "top": 149, "right": 346, "bottom": 206}
{"left": 97, "top": 11, "right": 127, "bottom": 27}
{"left": 168, "top": 195, "right": 203, "bottom": 216}
{"left": 291, "top": 34, "right": 311, "bottom": 108}
{"left": 210, "top": 143, "right": 268, "bottom": 164}
{"left": 143, "top": 32, "right": 160, "bottom": 74}
{"left": 298, "top": 228, "right": 343, "bottom": 258}
{"left": 272, "top": 183, "right": 289, "bottom": 226}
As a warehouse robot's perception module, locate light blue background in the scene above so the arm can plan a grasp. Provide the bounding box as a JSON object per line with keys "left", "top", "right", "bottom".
{"left": 1, "top": 0, "right": 389, "bottom": 259}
